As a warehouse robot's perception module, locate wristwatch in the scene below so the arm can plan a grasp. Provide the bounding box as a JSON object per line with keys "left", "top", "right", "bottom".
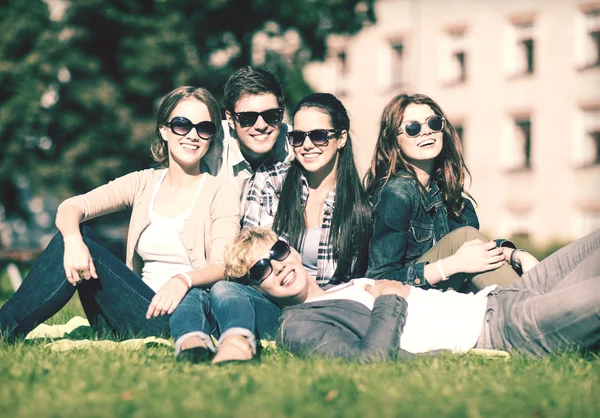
{"left": 509, "top": 249, "right": 526, "bottom": 276}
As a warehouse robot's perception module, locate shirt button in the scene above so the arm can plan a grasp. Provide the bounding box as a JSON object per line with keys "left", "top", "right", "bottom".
{"left": 440, "top": 233, "right": 445, "bottom": 238}
{"left": 414, "top": 278, "right": 421, "bottom": 285}
{"left": 188, "top": 246, "right": 193, "bottom": 250}
{"left": 178, "top": 229, "right": 184, "bottom": 234}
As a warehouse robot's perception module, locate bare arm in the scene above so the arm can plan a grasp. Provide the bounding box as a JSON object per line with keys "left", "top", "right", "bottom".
{"left": 502, "top": 248, "right": 540, "bottom": 274}
{"left": 423, "top": 239, "right": 505, "bottom": 286}
{"left": 55, "top": 204, "right": 98, "bottom": 285}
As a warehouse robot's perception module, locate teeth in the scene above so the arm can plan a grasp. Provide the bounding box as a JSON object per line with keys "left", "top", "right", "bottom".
{"left": 419, "top": 140, "right": 434, "bottom": 147}
{"left": 253, "top": 134, "right": 269, "bottom": 141}
{"left": 302, "top": 153, "right": 320, "bottom": 158}
{"left": 281, "top": 271, "right": 294, "bottom": 286}
{"left": 182, "top": 144, "right": 199, "bottom": 150}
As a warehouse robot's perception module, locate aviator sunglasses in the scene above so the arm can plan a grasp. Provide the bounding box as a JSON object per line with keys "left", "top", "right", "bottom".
{"left": 233, "top": 108, "right": 283, "bottom": 128}
{"left": 287, "top": 129, "right": 340, "bottom": 147}
{"left": 243, "top": 240, "right": 291, "bottom": 285}
{"left": 399, "top": 115, "right": 445, "bottom": 138}
{"left": 166, "top": 117, "right": 217, "bottom": 140}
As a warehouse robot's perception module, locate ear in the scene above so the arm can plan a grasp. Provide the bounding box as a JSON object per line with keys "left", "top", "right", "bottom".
{"left": 225, "top": 111, "right": 236, "bottom": 131}
{"left": 158, "top": 126, "right": 168, "bottom": 142}
{"left": 337, "top": 130, "right": 348, "bottom": 149}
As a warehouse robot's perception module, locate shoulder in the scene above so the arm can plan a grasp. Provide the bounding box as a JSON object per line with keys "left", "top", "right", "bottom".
{"left": 108, "top": 168, "right": 163, "bottom": 188}
{"left": 203, "top": 173, "right": 236, "bottom": 194}
{"left": 375, "top": 175, "right": 418, "bottom": 206}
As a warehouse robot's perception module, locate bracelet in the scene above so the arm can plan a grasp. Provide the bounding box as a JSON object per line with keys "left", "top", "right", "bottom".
{"left": 180, "top": 272, "right": 193, "bottom": 288}
{"left": 437, "top": 260, "right": 449, "bottom": 281}
{"left": 172, "top": 274, "right": 192, "bottom": 290}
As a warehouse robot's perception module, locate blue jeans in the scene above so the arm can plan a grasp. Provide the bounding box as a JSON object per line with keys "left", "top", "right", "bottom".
{"left": 209, "top": 281, "right": 281, "bottom": 353}
{"left": 0, "top": 226, "right": 172, "bottom": 340}
{"left": 476, "top": 229, "right": 600, "bottom": 356}
{"left": 169, "top": 288, "right": 217, "bottom": 354}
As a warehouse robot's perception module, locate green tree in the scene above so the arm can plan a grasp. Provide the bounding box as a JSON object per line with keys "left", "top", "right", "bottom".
{"left": 0, "top": 0, "right": 375, "bottom": 220}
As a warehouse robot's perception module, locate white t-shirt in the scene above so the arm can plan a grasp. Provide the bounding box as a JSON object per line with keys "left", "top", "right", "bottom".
{"left": 309, "top": 279, "right": 496, "bottom": 354}
{"left": 136, "top": 171, "right": 205, "bottom": 292}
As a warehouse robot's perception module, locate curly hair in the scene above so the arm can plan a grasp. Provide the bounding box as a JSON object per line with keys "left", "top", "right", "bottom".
{"left": 224, "top": 227, "right": 278, "bottom": 281}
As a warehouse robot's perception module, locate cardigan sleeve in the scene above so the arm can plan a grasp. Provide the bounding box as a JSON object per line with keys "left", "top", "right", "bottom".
{"left": 207, "top": 180, "right": 241, "bottom": 265}
{"left": 57, "top": 169, "right": 153, "bottom": 222}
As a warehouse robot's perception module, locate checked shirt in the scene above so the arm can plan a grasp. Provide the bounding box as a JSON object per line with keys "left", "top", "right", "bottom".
{"left": 242, "top": 161, "right": 338, "bottom": 287}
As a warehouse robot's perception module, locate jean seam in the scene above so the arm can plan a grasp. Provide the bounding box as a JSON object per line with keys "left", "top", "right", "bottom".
{"left": 92, "top": 258, "right": 152, "bottom": 304}
{"left": 12, "top": 279, "right": 73, "bottom": 335}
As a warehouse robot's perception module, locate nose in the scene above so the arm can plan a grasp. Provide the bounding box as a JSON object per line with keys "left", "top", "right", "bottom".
{"left": 186, "top": 127, "right": 200, "bottom": 141}
{"left": 419, "top": 121, "right": 432, "bottom": 136}
{"left": 253, "top": 115, "right": 269, "bottom": 131}
{"left": 301, "top": 134, "right": 315, "bottom": 150}
{"left": 270, "top": 259, "right": 285, "bottom": 275}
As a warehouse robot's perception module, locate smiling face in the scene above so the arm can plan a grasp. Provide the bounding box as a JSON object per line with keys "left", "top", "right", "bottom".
{"left": 159, "top": 99, "right": 212, "bottom": 172}
{"left": 226, "top": 93, "right": 282, "bottom": 164}
{"left": 250, "top": 238, "right": 313, "bottom": 307}
{"left": 397, "top": 104, "right": 443, "bottom": 165}
{"left": 292, "top": 107, "right": 347, "bottom": 175}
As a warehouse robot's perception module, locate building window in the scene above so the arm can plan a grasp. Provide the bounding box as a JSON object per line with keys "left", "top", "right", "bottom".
{"left": 441, "top": 28, "right": 467, "bottom": 85}
{"left": 575, "top": 5, "right": 600, "bottom": 68}
{"left": 573, "top": 108, "right": 600, "bottom": 167}
{"left": 334, "top": 49, "right": 348, "bottom": 95}
{"left": 521, "top": 37, "right": 535, "bottom": 74}
{"left": 505, "top": 18, "right": 535, "bottom": 76}
{"left": 337, "top": 50, "right": 348, "bottom": 76}
{"left": 501, "top": 116, "right": 533, "bottom": 171}
{"left": 390, "top": 41, "right": 404, "bottom": 87}
{"left": 515, "top": 118, "right": 532, "bottom": 169}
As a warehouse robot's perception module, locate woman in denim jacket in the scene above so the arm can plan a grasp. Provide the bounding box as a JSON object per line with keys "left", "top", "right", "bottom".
{"left": 365, "top": 94, "right": 519, "bottom": 292}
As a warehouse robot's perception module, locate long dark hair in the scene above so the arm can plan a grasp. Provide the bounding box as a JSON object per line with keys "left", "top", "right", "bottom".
{"left": 272, "top": 93, "right": 372, "bottom": 280}
{"left": 364, "top": 93, "right": 473, "bottom": 218}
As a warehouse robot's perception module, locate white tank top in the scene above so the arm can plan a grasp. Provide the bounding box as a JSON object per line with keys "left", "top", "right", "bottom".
{"left": 136, "top": 171, "right": 205, "bottom": 292}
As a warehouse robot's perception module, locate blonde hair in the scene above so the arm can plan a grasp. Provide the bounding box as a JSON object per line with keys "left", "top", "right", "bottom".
{"left": 224, "top": 227, "right": 277, "bottom": 281}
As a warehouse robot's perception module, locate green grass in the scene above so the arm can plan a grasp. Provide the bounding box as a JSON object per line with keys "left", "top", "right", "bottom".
{"left": 1, "top": 274, "right": 599, "bottom": 417}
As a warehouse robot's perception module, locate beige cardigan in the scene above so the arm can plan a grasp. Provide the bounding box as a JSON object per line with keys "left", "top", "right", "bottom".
{"left": 57, "top": 168, "right": 240, "bottom": 276}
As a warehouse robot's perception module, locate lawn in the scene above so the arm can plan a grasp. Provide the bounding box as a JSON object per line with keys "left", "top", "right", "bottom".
{"left": 1, "top": 274, "right": 599, "bottom": 417}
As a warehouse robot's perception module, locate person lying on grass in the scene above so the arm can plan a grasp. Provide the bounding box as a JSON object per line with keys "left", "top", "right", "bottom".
{"left": 224, "top": 227, "right": 600, "bottom": 362}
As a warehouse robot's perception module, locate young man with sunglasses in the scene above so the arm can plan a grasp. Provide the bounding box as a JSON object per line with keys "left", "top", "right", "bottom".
{"left": 224, "top": 227, "right": 600, "bottom": 362}
{"left": 201, "top": 66, "right": 294, "bottom": 203}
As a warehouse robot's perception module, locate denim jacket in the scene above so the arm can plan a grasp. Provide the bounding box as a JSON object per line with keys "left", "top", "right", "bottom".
{"left": 366, "top": 175, "right": 479, "bottom": 287}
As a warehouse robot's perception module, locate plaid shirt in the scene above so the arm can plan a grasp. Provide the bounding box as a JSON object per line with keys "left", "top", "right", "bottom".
{"left": 242, "top": 162, "right": 338, "bottom": 286}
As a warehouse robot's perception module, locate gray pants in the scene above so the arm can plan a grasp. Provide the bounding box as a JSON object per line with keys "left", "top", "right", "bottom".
{"left": 476, "top": 229, "right": 600, "bottom": 356}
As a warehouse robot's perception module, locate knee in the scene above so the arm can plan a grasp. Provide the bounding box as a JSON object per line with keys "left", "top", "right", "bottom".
{"left": 176, "top": 287, "right": 210, "bottom": 310}
{"left": 210, "top": 280, "right": 245, "bottom": 301}
{"left": 454, "top": 226, "right": 487, "bottom": 241}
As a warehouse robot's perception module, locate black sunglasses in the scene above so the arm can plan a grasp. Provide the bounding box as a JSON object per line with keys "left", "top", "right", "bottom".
{"left": 233, "top": 108, "right": 283, "bottom": 128}
{"left": 243, "top": 240, "right": 291, "bottom": 285}
{"left": 399, "top": 115, "right": 445, "bottom": 138}
{"left": 166, "top": 117, "right": 216, "bottom": 140}
{"left": 287, "top": 129, "right": 340, "bottom": 147}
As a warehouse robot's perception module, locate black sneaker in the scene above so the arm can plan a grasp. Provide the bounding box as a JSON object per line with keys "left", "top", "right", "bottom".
{"left": 176, "top": 346, "right": 214, "bottom": 363}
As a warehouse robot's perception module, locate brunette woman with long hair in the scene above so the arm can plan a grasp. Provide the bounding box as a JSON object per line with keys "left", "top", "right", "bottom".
{"left": 207, "top": 92, "right": 372, "bottom": 363}
{"left": 365, "top": 93, "right": 519, "bottom": 292}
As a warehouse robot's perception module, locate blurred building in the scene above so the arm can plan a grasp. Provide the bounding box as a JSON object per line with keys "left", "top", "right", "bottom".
{"left": 303, "top": 0, "right": 600, "bottom": 245}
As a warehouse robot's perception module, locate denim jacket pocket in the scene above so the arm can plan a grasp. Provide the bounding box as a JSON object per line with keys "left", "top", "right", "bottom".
{"left": 406, "top": 222, "right": 434, "bottom": 258}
